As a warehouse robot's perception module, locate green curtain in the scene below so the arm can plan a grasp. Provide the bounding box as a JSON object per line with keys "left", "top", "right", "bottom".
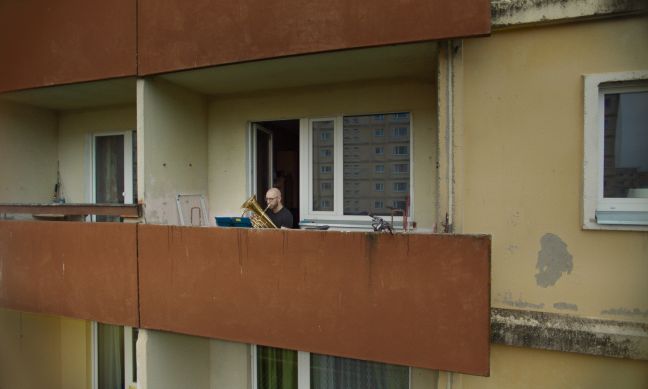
{"left": 257, "top": 346, "right": 297, "bottom": 389}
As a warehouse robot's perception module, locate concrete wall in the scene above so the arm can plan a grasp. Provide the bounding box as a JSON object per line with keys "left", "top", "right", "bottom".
{"left": 0, "top": 101, "right": 57, "bottom": 204}
{"left": 0, "top": 308, "right": 89, "bottom": 389}
{"left": 461, "top": 15, "right": 648, "bottom": 322}
{"left": 138, "top": 78, "right": 208, "bottom": 224}
{"left": 445, "top": 14, "right": 648, "bottom": 389}
{"left": 58, "top": 106, "right": 136, "bottom": 203}
{"left": 207, "top": 78, "right": 437, "bottom": 229}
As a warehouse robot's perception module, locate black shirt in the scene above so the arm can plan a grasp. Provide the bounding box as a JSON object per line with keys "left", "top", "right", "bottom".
{"left": 267, "top": 207, "right": 293, "bottom": 228}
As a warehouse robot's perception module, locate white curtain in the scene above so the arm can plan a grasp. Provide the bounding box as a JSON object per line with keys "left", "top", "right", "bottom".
{"left": 98, "top": 323, "right": 124, "bottom": 389}
{"left": 311, "top": 354, "right": 408, "bottom": 389}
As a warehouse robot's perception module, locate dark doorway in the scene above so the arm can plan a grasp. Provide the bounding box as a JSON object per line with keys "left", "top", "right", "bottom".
{"left": 253, "top": 120, "right": 300, "bottom": 227}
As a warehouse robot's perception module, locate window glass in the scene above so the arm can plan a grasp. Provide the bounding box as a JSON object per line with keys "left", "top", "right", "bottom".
{"left": 313, "top": 120, "right": 335, "bottom": 211}
{"left": 343, "top": 113, "right": 410, "bottom": 216}
{"left": 603, "top": 90, "right": 648, "bottom": 198}
{"left": 392, "top": 163, "right": 408, "bottom": 174}
{"left": 257, "top": 346, "right": 297, "bottom": 389}
{"left": 393, "top": 182, "right": 407, "bottom": 192}
{"left": 311, "top": 354, "right": 409, "bottom": 389}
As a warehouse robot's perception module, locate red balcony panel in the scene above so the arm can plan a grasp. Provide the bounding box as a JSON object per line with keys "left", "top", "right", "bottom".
{"left": 0, "top": 221, "right": 138, "bottom": 326}
{"left": 138, "top": 225, "right": 491, "bottom": 375}
{"left": 0, "top": 0, "right": 137, "bottom": 93}
{"left": 138, "top": 0, "right": 491, "bottom": 75}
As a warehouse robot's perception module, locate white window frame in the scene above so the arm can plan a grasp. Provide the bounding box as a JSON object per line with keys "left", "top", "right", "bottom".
{"left": 88, "top": 131, "right": 134, "bottom": 205}
{"left": 583, "top": 70, "right": 648, "bottom": 230}
{"left": 250, "top": 345, "right": 411, "bottom": 389}
{"left": 300, "top": 113, "right": 414, "bottom": 228}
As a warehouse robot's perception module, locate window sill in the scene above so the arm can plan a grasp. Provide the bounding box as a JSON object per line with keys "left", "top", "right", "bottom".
{"left": 299, "top": 218, "right": 414, "bottom": 232}
{"left": 583, "top": 215, "right": 648, "bottom": 232}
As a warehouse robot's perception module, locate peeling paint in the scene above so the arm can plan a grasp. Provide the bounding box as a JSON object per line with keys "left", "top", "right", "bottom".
{"left": 602, "top": 307, "right": 648, "bottom": 318}
{"left": 535, "top": 233, "right": 572, "bottom": 287}
{"left": 553, "top": 302, "right": 578, "bottom": 311}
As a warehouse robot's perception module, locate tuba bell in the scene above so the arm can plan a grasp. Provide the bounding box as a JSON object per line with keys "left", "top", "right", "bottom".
{"left": 241, "top": 195, "right": 278, "bottom": 228}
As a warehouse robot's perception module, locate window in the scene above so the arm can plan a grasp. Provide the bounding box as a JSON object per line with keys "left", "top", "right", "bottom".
{"left": 373, "top": 114, "right": 385, "bottom": 121}
{"left": 392, "top": 163, "right": 408, "bottom": 174}
{"left": 312, "top": 119, "right": 335, "bottom": 212}
{"left": 374, "top": 200, "right": 384, "bottom": 209}
{"left": 320, "top": 131, "right": 332, "bottom": 142}
{"left": 304, "top": 113, "right": 411, "bottom": 220}
{"left": 392, "top": 127, "right": 408, "bottom": 137}
{"left": 254, "top": 346, "right": 409, "bottom": 389}
{"left": 392, "top": 146, "right": 408, "bottom": 156}
{"left": 583, "top": 71, "right": 648, "bottom": 228}
{"left": 393, "top": 200, "right": 407, "bottom": 210}
{"left": 393, "top": 182, "right": 407, "bottom": 192}
{"left": 93, "top": 323, "right": 138, "bottom": 389}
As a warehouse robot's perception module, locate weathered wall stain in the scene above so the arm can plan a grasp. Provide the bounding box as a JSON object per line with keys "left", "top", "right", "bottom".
{"left": 602, "top": 307, "right": 648, "bottom": 318}
{"left": 491, "top": 308, "right": 648, "bottom": 361}
{"left": 554, "top": 302, "right": 578, "bottom": 311}
{"left": 535, "top": 233, "right": 573, "bottom": 287}
{"left": 500, "top": 291, "right": 545, "bottom": 309}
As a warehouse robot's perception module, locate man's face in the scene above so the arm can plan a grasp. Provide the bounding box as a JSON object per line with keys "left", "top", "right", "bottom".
{"left": 265, "top": 191, "right": 280, "bottom": 211}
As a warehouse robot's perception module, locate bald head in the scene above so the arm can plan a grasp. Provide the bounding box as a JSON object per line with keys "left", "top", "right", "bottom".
{"left": 265, "top": 188, "right": 283, "bottom": 213}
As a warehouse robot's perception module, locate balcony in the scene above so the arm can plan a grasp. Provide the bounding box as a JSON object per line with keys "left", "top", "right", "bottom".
{"left": 0, "top": 220, "right": 491, "bottom": 376}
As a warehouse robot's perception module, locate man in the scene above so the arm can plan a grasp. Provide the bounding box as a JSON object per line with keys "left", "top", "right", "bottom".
{"left": 265, "top": 187, "right": 294, "bottom": 228}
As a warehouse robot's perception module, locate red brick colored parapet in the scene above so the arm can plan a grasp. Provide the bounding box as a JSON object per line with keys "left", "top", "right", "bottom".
{"left": 0, "top": 220, "right": 139, "bottom": 327}
{"left": 0, "top": 0, "right": 137, "bottom": 93}
{"left": 138, "top": 225, "right": 491, "bottom": 376}
{"left": 137, "top": 0, "right": 491, "bottom": 75}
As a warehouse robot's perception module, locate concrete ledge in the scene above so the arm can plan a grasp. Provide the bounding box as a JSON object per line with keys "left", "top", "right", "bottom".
{"left": 491, "top": 308, "right": 648, "bottom": 361}
{"left": 492, "top": 0, "right": 648, "bottom": 29}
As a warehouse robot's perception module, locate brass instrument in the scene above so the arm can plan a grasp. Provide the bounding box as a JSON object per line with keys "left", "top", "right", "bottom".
{"left": 241, "top": 195, "right": 278, "bottom": 229}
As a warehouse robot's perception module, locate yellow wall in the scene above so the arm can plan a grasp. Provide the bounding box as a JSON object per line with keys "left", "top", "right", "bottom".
{"left": 57, "top": 105, "right": 136, "bottom": 203}
{"left": 207, "top": 78, "right": 437, "bottom": 228}
{"left": 0, "top": 308, "right": 89, "bottom": 389}
{"left": 60, "top": 317, "right": 91, "bottom": 389}
{"left": 139, "top": 78, "right": 208, "bottom": 225}
{"left": 456, "top": 345, "right": 648, "bottom": 389}
{"left": 461, "top": 16, "right": 648, "bottom": 321}
{"left": 0, "top": 101, "right": 58, "bottom": 204}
